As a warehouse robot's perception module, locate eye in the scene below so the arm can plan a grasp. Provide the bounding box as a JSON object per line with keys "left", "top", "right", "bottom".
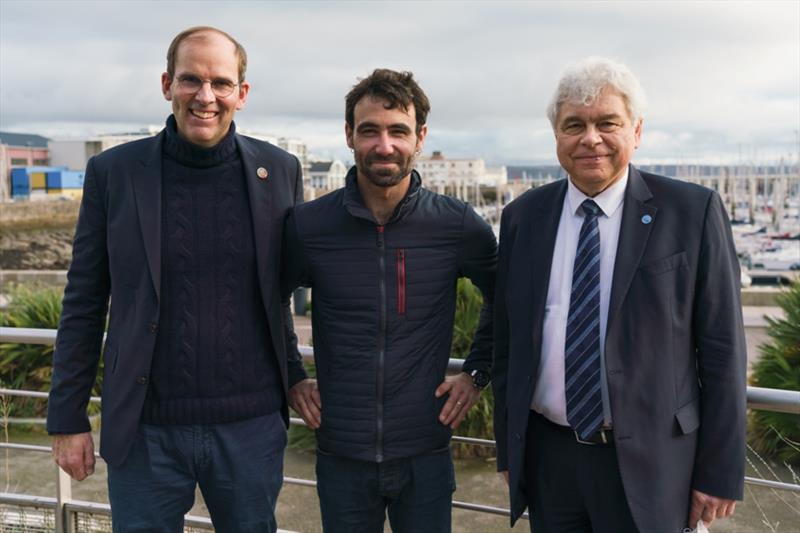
{"left": 562, "top": 123, "right": 583, "bottom": 134}
{"left": 211, "top": 79, "right": 236, "bottom": 92}
{"left": 178, "top": 75, "right": 202, "bottom": 90}
{"left": 598, "top": 121, "right": 619, "bottom": 132}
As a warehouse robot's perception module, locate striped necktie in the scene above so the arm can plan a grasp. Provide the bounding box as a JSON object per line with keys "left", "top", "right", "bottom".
{"left": 565, "top": 199, "right": 603, "bottom": 440}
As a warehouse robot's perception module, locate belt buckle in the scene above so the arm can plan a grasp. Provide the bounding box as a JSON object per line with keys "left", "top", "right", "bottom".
{"left": 574, "top": 429, "right": 610, "bottom": 445}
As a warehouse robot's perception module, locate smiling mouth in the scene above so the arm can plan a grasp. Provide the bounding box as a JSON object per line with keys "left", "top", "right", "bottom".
{"left": 190, "top": 110, "right": 218, "bottom": 120}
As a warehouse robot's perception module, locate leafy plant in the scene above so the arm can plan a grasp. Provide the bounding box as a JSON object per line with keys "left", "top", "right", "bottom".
{"left": 450, "top": 278, "right": 495, "bottom": 458}
{"left": 0, "top": 285, "right": 104, "bottom": 418}
{"left": 748, "top": 281, "right": 800, "bottom": 465}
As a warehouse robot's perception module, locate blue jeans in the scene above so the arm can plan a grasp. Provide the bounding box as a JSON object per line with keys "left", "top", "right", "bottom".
{"left": 107, "top": 412, "right": 286, "bottom": 533}
{"left": 316, "top": 449, "right": 456, "bottom": 533}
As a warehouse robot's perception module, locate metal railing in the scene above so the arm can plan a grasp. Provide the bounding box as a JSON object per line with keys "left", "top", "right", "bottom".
{"left": 1, "top": 326, "right": 799, "bottom": 532}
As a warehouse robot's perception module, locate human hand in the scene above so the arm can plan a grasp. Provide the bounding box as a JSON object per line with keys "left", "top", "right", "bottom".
{"left": 53, "top": 432, "right": 95, "bottom": 481}
{"left": 688, "top": 489, "right": 736, "bottom": 528}
{"left": 289, "top": 378, "right": 322, "bottom": 429}
{"left": 501, "top": 470, "right": 509, "bottom": 485}
{"left": 435, "top": 372, "right": 480, "bottom": 429}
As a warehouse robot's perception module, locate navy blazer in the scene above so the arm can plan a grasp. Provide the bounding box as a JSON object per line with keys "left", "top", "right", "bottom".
{"left": 47, "top": 130, "right": 305, "bottom": 467}
{"left": 493, "top": 166, "right": 747, "bottom": 532}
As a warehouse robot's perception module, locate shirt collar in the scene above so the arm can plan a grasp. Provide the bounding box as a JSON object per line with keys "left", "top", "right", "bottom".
{"left": 566, "top": 166, "right": 628, "bottom": 218}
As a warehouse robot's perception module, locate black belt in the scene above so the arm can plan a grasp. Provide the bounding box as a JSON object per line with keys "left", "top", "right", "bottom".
{"left": 532, "top": 411, "right": 614, "bottom": 446}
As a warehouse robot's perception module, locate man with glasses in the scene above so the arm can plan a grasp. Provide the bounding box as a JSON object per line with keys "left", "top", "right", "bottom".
{"left": 47, "top": 26, "right": 304, "bottom": 531}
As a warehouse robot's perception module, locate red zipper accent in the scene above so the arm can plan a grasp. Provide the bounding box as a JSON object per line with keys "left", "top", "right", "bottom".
{"left": 396, "top": 249, "right": 406, "bottom": 315}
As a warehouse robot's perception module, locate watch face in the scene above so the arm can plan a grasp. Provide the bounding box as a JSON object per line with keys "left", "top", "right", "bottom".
{"left": 471, "top": 370, "right": 490, "bottom": 389}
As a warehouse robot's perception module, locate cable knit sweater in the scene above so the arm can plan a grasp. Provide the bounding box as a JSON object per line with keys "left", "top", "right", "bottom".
{"left": 142, "top": 116, "right": 282, "bottom": 425}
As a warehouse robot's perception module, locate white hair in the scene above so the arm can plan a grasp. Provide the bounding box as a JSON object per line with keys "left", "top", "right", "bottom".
{"left": 546, "top": 56, "right": 647, "bottom": 130}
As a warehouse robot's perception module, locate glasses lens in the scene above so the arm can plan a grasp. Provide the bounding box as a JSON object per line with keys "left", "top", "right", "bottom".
{"left": 178, "top": 76, "right": 202, "bottom": 92}
{"left": 211, "top": 80, "right": 236, "bottom": 97}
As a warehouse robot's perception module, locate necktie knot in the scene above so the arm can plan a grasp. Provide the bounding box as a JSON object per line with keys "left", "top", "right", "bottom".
{"left": 581, "top": 199, "right": 601, "bottom": 218}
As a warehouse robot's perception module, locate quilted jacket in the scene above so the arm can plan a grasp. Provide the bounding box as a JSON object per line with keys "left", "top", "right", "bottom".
{"left": 283, "top": 168, "right": 496, "bottom": 462}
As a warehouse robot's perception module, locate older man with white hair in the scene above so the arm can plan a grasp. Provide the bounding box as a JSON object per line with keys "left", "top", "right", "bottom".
{"left": 492, "top": 57, "right": 746, "bottom": 532}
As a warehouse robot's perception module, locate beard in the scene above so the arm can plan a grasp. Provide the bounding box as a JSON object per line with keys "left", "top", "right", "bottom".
{"left": 356, "top": 150, "right": 415, "bottom": 188}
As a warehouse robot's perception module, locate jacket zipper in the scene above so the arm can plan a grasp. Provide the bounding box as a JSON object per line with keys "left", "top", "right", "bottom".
{"left": 376, "top": 225, "right": 386, "bottom": 462}
{"left": 396, "top": 249, "right": 406, "bottom": 315}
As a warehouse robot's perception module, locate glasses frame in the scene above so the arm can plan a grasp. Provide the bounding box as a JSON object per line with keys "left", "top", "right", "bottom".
{"left": 173, "top": 74, "right": 241, "bottom": 98}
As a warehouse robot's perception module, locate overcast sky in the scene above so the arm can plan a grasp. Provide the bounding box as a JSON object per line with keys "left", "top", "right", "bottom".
{"left": 1, "top": 0, "right": 798, "bottom": 166}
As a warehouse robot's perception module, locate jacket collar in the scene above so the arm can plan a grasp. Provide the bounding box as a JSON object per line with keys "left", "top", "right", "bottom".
{"left": 342, "top": 166, "right": 423, "bottom": 225}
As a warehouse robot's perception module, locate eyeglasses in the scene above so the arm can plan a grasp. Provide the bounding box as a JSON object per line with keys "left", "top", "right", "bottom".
{"left": 174, "top": 74, "right": 240, "bottom": 98}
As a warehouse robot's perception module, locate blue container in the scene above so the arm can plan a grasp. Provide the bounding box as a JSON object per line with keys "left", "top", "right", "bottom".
{"left": 47, "top": 170, "right": 84, "bottom": 189}
{"left": 11, "top": 168, "right": 30, "bottom": 189}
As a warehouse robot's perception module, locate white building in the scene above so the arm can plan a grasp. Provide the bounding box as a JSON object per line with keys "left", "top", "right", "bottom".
{"left": 417, "top": 151, "right": 506, "bottom": 187}
{"left": 49, "top": 128, "right": 309, "bottom": 175}
{"left": 308, "top": 160, "right": 348, "bottom": 191}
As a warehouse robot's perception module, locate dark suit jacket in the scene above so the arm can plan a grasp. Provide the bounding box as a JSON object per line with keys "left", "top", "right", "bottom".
{"left": 492, "top": 166, "right": 746, "bottom": 532}
{"left": 47, "top": 129, "right": 305, "bottom": 467}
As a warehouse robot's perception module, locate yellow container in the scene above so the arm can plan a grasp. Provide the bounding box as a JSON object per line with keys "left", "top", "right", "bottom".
{"left": 30, "top": 172, "right": 46, "bottom": 189}
{"left": 47, "top": 188, "right": 83, "bottom": 200}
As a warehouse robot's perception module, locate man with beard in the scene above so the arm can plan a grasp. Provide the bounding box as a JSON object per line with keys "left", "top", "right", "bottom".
{"left": 282, "top": 68, "right": 497, "bottom": 533}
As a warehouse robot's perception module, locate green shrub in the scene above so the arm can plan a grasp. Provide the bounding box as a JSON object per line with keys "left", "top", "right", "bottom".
{"left": 748, "top": 281, "right": 800, "bottom": 465}
{"left": 0, "top": 285, "right": 104, "bottom": 418}
{"left": 451, "top": 278, "right": 495, "bottom": 458}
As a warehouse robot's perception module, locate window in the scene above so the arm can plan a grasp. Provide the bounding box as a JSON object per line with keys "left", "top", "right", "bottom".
{"left": 33, "top": 159, "right": 49, "bottom": 165}
{"left": 11, "top": 158, "right": 28, "bottom": 165}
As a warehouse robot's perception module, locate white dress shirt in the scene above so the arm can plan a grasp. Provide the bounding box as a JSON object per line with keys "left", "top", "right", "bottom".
{"left": 531, "top": 169, "right": 628, "bottom": 427}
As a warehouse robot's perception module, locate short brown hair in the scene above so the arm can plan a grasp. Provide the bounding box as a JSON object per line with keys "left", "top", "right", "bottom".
{"left": 345, "top": 69, "right": 430, "bottom": 135}
{"left": 166, "top": 26, "right": 248, "bottom": 82}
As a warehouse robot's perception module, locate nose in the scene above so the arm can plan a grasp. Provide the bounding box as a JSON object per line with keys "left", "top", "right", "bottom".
{"left": 579, "top": 124, "right": 602, "bottom": 147}
{"left": 194, "top": 81, "right": 216, "bottom": 104}
{"left": 374, "top": 132, "right": 394, "bottom": 156}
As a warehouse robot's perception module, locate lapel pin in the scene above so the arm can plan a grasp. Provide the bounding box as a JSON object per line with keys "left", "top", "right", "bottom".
{"left": 257, "top": 167, "right": 269, "bottom": 180}
{"left": 641, "top": 214, "right": 653, "bottom": 225}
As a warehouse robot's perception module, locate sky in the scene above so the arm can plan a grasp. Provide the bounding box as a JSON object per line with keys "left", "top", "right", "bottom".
{"left": 1, "top": 0, "right": 798, "bottom": 166}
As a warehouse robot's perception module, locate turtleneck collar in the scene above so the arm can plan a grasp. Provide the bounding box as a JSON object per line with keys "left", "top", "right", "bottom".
{"left": 162, "top": 114, "right": 238, "bottom": 168}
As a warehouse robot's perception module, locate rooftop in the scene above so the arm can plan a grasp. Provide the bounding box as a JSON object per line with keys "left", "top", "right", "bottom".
{"left": 0, "top": 131, "right": 50, "bottom": 148}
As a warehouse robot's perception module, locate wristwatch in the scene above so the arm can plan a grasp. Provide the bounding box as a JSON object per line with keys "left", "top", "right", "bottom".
{"left": 468, "top": 369, "right": 491, "bottom": 390}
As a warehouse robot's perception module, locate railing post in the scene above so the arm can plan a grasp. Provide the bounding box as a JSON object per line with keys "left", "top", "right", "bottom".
{"left": 55, "top": 463, "right": 71, "bottom": 533}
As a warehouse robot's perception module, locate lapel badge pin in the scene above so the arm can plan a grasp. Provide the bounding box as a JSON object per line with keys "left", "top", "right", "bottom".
{"left": 257, "top": 167, "right": 269, "bottom": 180}
{"left": 641, "top": 214, "right": 653, "bottom": 225}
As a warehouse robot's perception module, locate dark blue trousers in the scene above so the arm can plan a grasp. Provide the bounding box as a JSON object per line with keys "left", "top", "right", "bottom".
{"left": 107, "top": 412, "right": 286, "bottom": 533}
{"left": 316, "top": 449, "right": 455, "bottom": 533}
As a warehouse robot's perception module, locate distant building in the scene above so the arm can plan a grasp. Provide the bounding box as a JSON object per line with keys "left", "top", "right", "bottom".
{"left": 417, "top": 151, "right": 506, "bottom": 187}
{"left": 0, "top": 132, "right": 51, "bottom": 201}
{"left": 49, "top": 128, "right": 310, "bottom": 179}
{"left": 308, "top": 160, "right": 347, "bottom": 190}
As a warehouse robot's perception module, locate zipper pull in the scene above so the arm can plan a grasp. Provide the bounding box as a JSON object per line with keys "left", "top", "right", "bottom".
{"left": 376, "top": 225, "right": 385, "bottom": 248}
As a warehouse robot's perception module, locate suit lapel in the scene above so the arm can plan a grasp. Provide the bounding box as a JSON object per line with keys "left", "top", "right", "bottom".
{"left": 607, "top": 165, "right": 656, "bottom": 331}
{"left": 529, "top": 181, "right": 567, "bottom": 356}
{"left": 130, "top": 133, "right": 164, "bottom": 301}
{"left": 237, "top": 135, "right": 274, "bottom": 300}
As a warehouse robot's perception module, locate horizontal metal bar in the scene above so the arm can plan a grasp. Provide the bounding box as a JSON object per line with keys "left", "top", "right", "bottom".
{"left": 0, "top": 491, "right": 56, "bottom": 508}
{"left": 0, "top": 386, "right": 101, "bottom": 404}
{"left": 0, "top": 442, "right": 51, "bottom": 453}
{"left": 284, "top": 476, "right": 317, "bottom": 488}
{"left": 744, "top": 476, "right": 800, "bottom": 492}
{"left": 451, "top": 435, "right": 496, "bottom": 447}
{"left": 453, "top": 499, "right": 529, "bottom": 520}
{"left": 2, "top": 326, "right": 796, "bottom": 414}
{"left": 64, "top": 500, "right": 216, "bottom": 528}
{"left": 747, "top": 386, "right": 800, "bottom": 415}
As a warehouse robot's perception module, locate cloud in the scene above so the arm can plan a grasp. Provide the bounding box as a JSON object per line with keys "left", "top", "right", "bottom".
{"left": 1, "top": 0, "right": 797, "bottom": 164}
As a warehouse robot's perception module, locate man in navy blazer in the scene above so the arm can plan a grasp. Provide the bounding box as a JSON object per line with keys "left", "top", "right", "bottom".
{"left": 47, "top": 26, "right": 304, "bottom": 531}
{"left": 493, "top": 57, "right": 746, "bottom": 532}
